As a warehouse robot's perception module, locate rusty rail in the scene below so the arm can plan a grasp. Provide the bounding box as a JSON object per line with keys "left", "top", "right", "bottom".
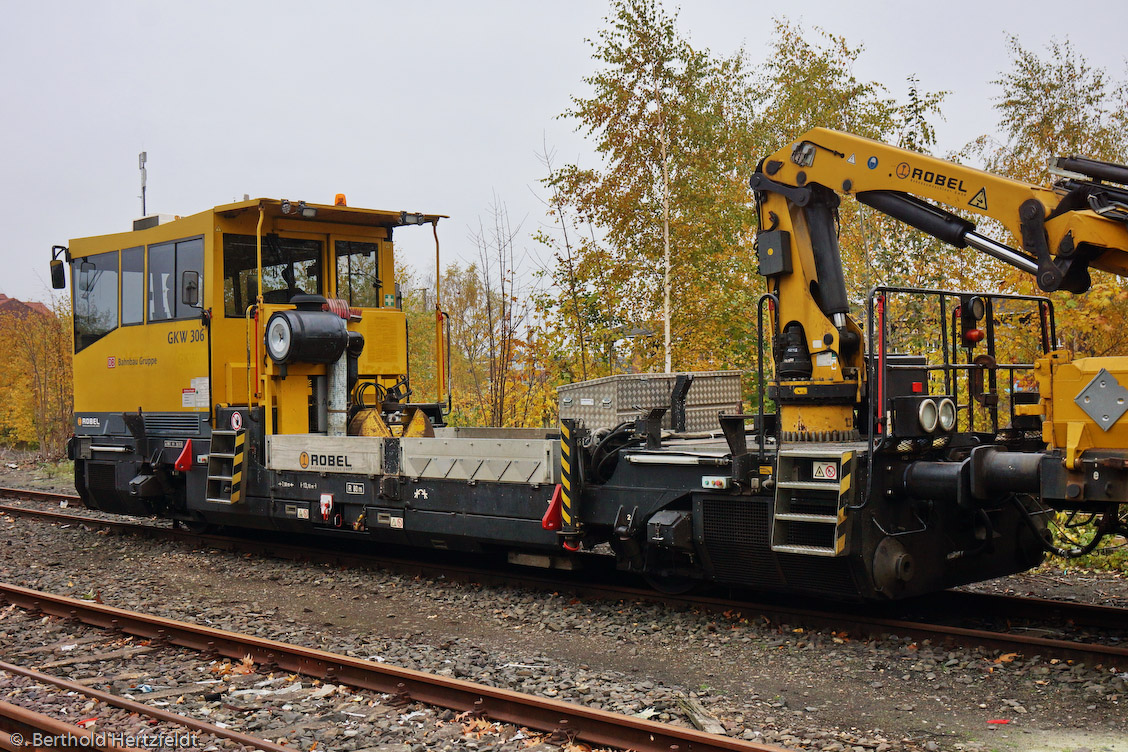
{"left": 0, "top": 699, "right": 142, "bottom": 752}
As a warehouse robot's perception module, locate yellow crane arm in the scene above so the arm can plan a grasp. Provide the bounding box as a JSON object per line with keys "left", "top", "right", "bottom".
{"left": 753, "top": 127, "right": 1128, "bottom": 293}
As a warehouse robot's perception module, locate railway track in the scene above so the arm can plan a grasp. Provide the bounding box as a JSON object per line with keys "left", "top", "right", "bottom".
{"left": 2, "top": 487, "right": 1125, "bottom": 668}
{"left": 0, "top": 581, "right": 784, "bottom": 752}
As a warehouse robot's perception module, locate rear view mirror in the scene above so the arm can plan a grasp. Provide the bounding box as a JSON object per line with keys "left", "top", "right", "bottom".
{"left": 181, "top": 270, "right": 200, "bottom": 308}
{"left": 50, "top": 260, "right": 66, "bottom": 289}
{"left": 50, "top": 245, "right": 68, "bottom": 290}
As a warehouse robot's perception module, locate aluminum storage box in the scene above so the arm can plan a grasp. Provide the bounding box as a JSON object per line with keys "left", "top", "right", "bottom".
{"left": 557, "top": 371, "right": 742, "bottom": 433}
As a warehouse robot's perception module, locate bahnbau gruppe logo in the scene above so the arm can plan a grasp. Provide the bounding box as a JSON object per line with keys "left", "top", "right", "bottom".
{"left": 107, "top": 356, "right": 117, "bottom": 368}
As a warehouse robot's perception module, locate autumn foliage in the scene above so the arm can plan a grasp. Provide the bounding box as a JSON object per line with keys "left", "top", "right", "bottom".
{"left": 399, "top": 3, "right": 1128, "bottom": 427}
{"left": 0, "top": 295, "right": 73, "bottom": 455}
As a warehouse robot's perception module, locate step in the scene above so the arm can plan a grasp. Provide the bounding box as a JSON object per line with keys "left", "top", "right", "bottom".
{"left": 774, "top": 512, "right": 837, "bottom": 524}
{"left": 776, "top": 480, "right": 840, "bottom": 491}
{"left": 771, "top": 543, "right": 837, "bottom": 556}
{"left": 778, "top": 446, "right": 860, "bottom": 458}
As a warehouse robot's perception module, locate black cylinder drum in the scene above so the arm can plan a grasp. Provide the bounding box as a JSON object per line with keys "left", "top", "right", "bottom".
{"left": 265, "top": 309, "right": 349, "bottom": 364}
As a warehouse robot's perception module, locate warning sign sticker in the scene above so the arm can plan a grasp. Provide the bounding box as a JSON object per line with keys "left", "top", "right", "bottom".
{"left": 813, "top": 461, "right": 838, "bottom": 480}
{"left": 968, "top": 187, "right": 988, "bottom": 210}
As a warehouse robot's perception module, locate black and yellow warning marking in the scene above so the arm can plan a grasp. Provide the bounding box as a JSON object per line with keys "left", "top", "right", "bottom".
{"left": 834, "top": 450, "right": 855, "bottom": 555}
{"left": 559, "top": 419, "right": 577, "bottom": 532}
{"left": 230, "top": 430, "right": 245, "bottom": 504}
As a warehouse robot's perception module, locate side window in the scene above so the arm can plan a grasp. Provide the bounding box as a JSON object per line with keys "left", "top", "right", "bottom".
{"left": 73, "top": 251, "right": 119, "bottom": 352}
{"left": 223, "top": 234, "right": 323, "bottom": 317}
{"left": 335, "top": 240, "right": 381, "bottom": 307}
{"left": 176, "top": 237, "right": 204, "bottom": 316}
{"left": 148, "top": 242, "right": 176, "bottom": 322}
{"left": 148, "top": 238, "right": 203, "bottom": 322}
{"left": 120, "top": 247, "right": 144, "bottom": 325}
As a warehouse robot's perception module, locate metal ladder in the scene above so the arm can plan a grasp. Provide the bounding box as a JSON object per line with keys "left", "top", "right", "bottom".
{"left": 771, "top": 446, "right": 857, "bottom": 556}
{"left": 205, "top": 429, "right": 244, "bottom": 504}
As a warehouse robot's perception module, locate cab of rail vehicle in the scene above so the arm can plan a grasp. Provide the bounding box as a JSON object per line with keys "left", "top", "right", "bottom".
{"left": 52, "top": 197, "right": 449, "bottom": 517}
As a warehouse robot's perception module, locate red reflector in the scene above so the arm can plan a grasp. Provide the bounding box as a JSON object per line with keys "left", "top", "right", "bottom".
{"left": 965, "top": 328, "right": 986, "bottom": 343}
{"left": 173, "top": 439, "right": 193, "bottom": 472}
{"left": 542, "top": 484, "right": 563, "bottom": 531}
{"left": 911, "top": 382, "right": 923, "bottom": 393}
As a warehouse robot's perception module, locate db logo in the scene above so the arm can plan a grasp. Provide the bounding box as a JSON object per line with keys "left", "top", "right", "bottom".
{"left": 107, "top": 357, "right": 117, "bottom": 368}
{"left": 896, "top": 162, "right": 911, "bottom": 179}
{"left": 299, "top": 451, "right": 310, "bottom": 469}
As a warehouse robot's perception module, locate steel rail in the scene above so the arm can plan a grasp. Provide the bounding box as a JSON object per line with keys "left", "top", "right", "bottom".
{"left": 3, "top": 493, "right": 1125, "bottom": 666}
{"left": 0, "top": 583, "right": 787, "bottom": 752}
{"left": 0, "top": 660, "right": 291, "bottom": 752}
{"left": 0, "top": 699, "right": 142, "bottom": 752}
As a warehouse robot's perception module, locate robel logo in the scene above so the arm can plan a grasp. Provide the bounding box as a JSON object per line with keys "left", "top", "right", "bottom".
{"left": 896, "top": 162, "right": 911, "bottom": 179}
{"left": 299, "top": 451, "right": 353, "bottom": 469}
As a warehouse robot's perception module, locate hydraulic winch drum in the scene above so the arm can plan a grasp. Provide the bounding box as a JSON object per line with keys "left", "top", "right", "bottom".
{"left": 265, "top": 309, "right": 349, "bottom": 364}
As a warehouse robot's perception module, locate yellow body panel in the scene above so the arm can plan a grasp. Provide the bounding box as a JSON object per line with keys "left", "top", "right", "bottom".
{"left": 1034, "top": 352, "right": 1128, "bottom": 467}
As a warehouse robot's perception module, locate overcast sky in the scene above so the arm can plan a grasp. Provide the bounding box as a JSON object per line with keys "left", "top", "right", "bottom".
{"left": 2, "top": 0, "right": 1125, "bottom": 303}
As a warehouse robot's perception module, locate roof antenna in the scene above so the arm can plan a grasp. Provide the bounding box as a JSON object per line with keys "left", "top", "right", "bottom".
{"left": 139, "top": 152, "right": 148, "bottom": 216}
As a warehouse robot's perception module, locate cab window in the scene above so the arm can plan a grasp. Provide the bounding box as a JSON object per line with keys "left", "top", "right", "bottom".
{"left": 335, "top": 240, "right": 381, "bottom": 307}
{"left": 120, "top": 246, "right": 144, "bottom": 325}
{"left": 148, "top": 238, "right": 203, "bottom": 322}
{"left": 223, "top": 234, "right": 323, "bottom": 317}
{"left": 73, "top": 251, "right": 119, "bottom": 352}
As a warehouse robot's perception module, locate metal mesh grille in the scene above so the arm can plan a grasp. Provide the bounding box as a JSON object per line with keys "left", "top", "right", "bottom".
{"left": 143, "top": 414, "right": 203, "bottom": 434}
{"left": 87, "top": 463, "right": 116, "bottom": 490}
{"left": 778, "top": 553, "right": 857, "bottom": 596}
{"left": 700, "top": 497, "right": 786, "bottom": 587}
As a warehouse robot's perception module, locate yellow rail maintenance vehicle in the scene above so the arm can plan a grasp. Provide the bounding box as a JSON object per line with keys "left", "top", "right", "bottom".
{"left": 52, "top": 140, "right": 1128, "bottom": 600}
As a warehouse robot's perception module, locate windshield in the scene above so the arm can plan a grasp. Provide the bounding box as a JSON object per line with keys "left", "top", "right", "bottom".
{"left": 223, "top": 233, "right": 322, "bottom": 316}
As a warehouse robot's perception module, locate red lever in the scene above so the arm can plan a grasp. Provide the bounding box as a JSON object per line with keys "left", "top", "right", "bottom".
{"left": 542, "top": 484, "right": 563, "bottom": 531}
{"left": 173, "top": 439, "right": 193, "bottom": 472}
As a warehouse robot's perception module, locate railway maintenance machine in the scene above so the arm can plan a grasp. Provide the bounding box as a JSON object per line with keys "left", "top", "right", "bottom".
{"left": 53, "top": 134, "right": 1128, "bottom": 599}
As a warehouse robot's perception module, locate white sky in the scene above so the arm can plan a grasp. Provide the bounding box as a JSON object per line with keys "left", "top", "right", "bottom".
{"left": 2, "top": 0, "right": 1125, "bottom": 303}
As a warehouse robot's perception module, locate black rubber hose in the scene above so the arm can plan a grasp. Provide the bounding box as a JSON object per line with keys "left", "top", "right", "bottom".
{"left": 1008, "top": 495, "right": 1111, "bottom": 558}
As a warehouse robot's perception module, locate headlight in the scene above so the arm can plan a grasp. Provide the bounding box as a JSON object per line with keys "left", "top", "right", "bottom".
{"left": 266, "top": 314, "right": 293, "bottom": 363}
{"left": 937, "top": 398, "right": 957, "bottom": 432}
{"left": 917, "top": 398, "right": 939, "bottom": 433}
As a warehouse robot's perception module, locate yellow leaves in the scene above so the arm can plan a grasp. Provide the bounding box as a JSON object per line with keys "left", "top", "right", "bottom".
{"left": 210, "top": 655, "right": 254, "bottom": 677}
{"left": 994, "top": 652, "right": 1019, "bottom": 664}
{"left": 461, "top": 718, "right": 503, "bottom": 738}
